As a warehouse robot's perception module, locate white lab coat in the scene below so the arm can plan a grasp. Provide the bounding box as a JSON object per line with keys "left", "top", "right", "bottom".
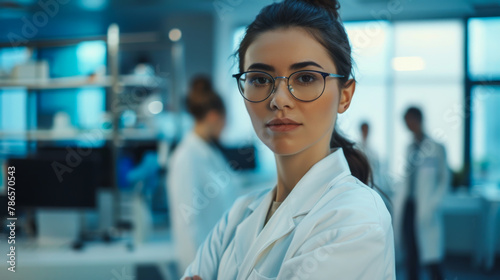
{"left": 168, "top": 132, "right": 239, "bottom": 272}
{"left": 394, "top": 136, "right": 450, "bottom": 264}
{"left": 183, "top": 149, "right": 395, "bottom": 279}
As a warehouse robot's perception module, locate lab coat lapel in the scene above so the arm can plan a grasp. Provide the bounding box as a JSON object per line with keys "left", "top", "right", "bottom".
{"left": 237, "top": 149, "right": 351, "bottom": 280}
{"left": 236, "top": 190, "right": 295, "bottom": 280}
{"left": 285, "top": 149, "right": 351, "bottom": 219}
{"left": 233, "top": 188, "right": 275, "bottom": 267}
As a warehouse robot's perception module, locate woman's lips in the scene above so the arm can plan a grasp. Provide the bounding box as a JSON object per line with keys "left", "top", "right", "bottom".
{"left": 268, "top": 124, "right": 301, "bottom": 132}
{"left": 266, "top": 118, "right": 302, "bottom": 132}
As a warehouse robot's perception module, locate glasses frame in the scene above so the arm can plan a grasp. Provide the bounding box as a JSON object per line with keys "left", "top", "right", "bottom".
{"left": 232, "top": 70, "right": 344, "bottom": 103}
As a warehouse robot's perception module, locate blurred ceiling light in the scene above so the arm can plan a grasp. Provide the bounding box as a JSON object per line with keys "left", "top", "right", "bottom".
{"left": 169, "top": 28, "right": 182, "bottom": 42}
{"left": 392, "top": 56, "right": 426, "bottom": 71}
{"left": 148, "top": 101, "right": 163, "bottom": 115}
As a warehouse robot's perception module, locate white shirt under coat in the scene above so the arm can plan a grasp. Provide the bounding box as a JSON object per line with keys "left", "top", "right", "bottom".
{"left": 182, "top": 148, "right": 396, "bottom": 279}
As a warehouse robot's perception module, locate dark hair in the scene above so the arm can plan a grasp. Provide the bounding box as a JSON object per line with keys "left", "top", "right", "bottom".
{"left": 237, "top": 0, "right": 354, "bottom": 87}
{"left": 186, "top": 76, "right": 225, "bottom": 121}
{"left": 330, "top": 130, "right": 373, "bottom": 185}
{"left": 236, "top": 0, "right": 373, "bottom": 185}
{"left": 189, "top": 75, "right": 213, "bottom": 94}
{"left": 404, "top": 106, "right": 423, "bottom": 123}
{"left": 360, "top": 122, "right": 369, "bottom": 130}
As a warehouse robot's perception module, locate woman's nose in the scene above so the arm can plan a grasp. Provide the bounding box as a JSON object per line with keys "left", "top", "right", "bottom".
{"left": 270, "top": 78, "right": 294, "bottom": 110}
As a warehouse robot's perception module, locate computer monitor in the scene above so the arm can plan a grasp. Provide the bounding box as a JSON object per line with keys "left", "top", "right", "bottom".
{"left": 217, "top": 144, "right": 257, "bottom": 171}
{"left": 35, "top": 145, "right": 114, "bottom": 188}
{"left": 7, "top": 154, "right": 99, "bottom": 209}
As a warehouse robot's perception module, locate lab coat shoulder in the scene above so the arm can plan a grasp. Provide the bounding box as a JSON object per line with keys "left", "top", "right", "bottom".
{"left": 315, "top": 177, "right": 392, "bottom": 228}
{"left": 281, "top": 177, "right": 395, "bottom": 279}
{"left": 170, "top": 135, "right": 207, "bottom": 165}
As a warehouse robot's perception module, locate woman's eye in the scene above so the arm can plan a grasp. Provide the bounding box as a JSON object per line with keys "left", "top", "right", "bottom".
{"left": 296, "top": 74, "right": 316, "bottom": 84}
{"left": 250, "top": 76, "right": 271, "bottom": 85}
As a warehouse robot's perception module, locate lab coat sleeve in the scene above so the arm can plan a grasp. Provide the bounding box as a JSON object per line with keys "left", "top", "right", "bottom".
{"left": 278, "top": 224, "right": 395, "bottom": 279}
{"left": 432, "top": 144, "right": 450, "bottom": 209}
{"left": 170, "top": 152, "right": 209, "bottom": 247}
{"left": 182, "top": 193, "right": 257, "bottom": 279}
{"left": 181, "top": 206, "right": 233, "bottom": 280}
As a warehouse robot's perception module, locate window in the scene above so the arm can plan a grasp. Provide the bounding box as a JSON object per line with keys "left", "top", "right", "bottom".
{"left": 472, "top": 86, "right": 500, "bottom": 184}
{"left": 222, "top": 26, "right": 251, "bottom": 145}
{"left": 340, "top": 21, "right": 391, "bottom": 170}
{"left": 392, "top": 20, "right": 464, "bottom": 177}
{"left": 342, "top": 20, "right": 464, "bottom": 181}
{"left": 468, "top": 17, "right": 500, "bottom": 81}
{"left": 469, "top": 17, "right": 500, "bottom": 185}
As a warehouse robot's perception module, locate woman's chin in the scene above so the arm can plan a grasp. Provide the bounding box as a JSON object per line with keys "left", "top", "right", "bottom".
{"left": 264, "top": 141, "right": 302, "bottom": 156}
{"left": 257, "top": 131, "right": 306, "bottom": 156}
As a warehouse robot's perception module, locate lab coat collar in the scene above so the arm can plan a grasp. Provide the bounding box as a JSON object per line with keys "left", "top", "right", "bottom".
{"left": 185, "top": 131, "right": 221, "bottom": 159}
{"left": 185, "top": 131, "right": 209, "bottom": 150}
{"left": 186, "top": 131, "right": 209, "bottom": 149}
{"left": 284, "top": 148, "right": 351, "bottom": 218}
{"left": 235, "top": 149, "right": 352, "bottom": 280}
{"left": 411, "top": 133, "right": 428, "bottom": 147}
{"left": 246, "top": 148, "right": 351, "bottom": 217}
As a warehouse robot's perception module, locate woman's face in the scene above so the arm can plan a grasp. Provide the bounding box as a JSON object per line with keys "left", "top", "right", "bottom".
{"left": 243, "top": 27, "right": 355, "bottom": 156}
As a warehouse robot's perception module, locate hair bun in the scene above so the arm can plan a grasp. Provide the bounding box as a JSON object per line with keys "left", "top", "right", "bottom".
{"left": 301, "top": 0, "right": 341, "bottom": 20}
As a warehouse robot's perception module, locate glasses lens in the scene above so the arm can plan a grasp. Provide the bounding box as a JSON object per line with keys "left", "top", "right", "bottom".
{"left": 238, "top": 72, "right": 273, "bottom": 102}
{"left": 289, "top": 71, "right": 325, "bottom": 101}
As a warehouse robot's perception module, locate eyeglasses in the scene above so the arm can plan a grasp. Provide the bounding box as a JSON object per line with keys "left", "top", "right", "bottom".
{"left": 232, "top": 70, "right": 344, "bottom": 103}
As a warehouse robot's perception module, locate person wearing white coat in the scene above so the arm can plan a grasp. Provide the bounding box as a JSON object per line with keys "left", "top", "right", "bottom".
{"left": 183, "top": 149, "right": 394, "bottom": 279}
{"left": 400, "top": 107, "right": 450, "bottom": 280}
{"left": 358, "top": 122, "right": 393, "bottom": 215}
{"left": 168, "top": 82, "right": 239, "bottom": 273}
{"left": 182, "top": 1, "right": 395, "bottom": 279}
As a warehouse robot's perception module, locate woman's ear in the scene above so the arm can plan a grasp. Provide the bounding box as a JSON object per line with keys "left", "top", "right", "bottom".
{"left": 337, "top": 79, "right": 356, "bottom": 114}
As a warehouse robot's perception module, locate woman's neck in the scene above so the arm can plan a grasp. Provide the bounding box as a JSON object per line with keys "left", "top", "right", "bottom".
{"left": 194, "top": 122, "right": 211, "bottom": 142}
{"left": 274, "top": 141, "right": 331, "bottom": 202}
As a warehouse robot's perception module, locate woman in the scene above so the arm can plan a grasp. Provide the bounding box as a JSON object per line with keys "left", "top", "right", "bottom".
{"left": 183, "top": 0, "right": 395, "bottom": 279}
{"left": 168, "top": 76, "right": 238, "bottom": 273}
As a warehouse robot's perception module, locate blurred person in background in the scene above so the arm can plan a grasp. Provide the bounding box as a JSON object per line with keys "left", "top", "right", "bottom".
{"left": 359, "top": 123, "right": 378, "bottom": 167}
{"left": 357, "top": 121, "right": 393, "bottom": 214}
{"left": 358, "top": 122, "right": 381, "bottom": 187}
{"left": 167, "top": 76, "right": 239, "bottom": 273}
{"left": 402, "top": 106, "right": 450, "bottom": 280}
{"left": 183, "top": 0, "right": 395, "bottom": 279}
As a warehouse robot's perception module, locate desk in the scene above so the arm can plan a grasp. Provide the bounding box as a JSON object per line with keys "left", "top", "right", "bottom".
{"left": 473, "top": 186, "right": 500, "bottom": 271}
{"left": 0, "top": 239, "right": 177, "bottom": 280}
{"left": 441, "top": 192, "right": 483, "bottom": 257}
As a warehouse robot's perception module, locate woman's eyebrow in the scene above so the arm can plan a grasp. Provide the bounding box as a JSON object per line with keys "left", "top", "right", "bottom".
{"left": 290, "top": 61, "right": 324, "bottom": 70}
{"left": 247, "top": 61, "right": 323, "bottom": 72}
{"left": 247, "top": 63, "right": 275, "bottom": 72}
